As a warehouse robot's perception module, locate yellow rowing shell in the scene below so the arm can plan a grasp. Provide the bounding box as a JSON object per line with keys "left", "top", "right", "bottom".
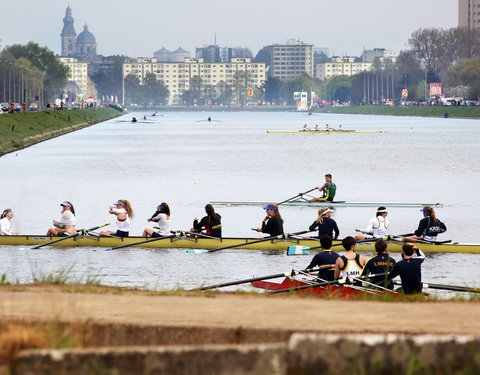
{"left": 266, "top": 130, "right": 382, "bottom": 134}
{"left": 2, "top": 235, "right": 479, "bottom": 254}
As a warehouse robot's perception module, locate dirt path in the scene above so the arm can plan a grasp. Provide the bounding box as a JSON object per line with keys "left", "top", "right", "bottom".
{"left": 0, "top": 287, "right": 479, "bottom": 335}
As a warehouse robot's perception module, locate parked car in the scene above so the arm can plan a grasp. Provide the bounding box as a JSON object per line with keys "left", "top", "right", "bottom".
{"left": 29, "top": 103, "right": 38, "bottom": 112}
{"left": 0, "top": 103, "right": 9, "bottom": 112}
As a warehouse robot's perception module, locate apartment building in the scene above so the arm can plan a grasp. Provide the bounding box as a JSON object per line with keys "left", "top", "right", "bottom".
{"left": 459, "top": 0, "right": 480, "bottom": 28}
{"left": 58, "top": 57, "right": 88, "bottom": 99}
{"left": 314, "top": 57, "right": 372, "bottom": 81}
{"left": 123, "top": 57, "right": 266, "bottom": 104}
{"left": 361, "top": 48, "right": 397, "bottom": 63}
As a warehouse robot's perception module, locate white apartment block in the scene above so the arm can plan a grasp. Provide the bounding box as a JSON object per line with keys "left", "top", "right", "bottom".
{"left": 459, "top": 0, "right": 480, "bottom": 28}
{"left": 314, "top": 57, "right": 372, "bottom": 81}
{"left": 361, "top": 48, "right": 397, "bottom": 64}
{"left": 123, "top": 57, "right": 266, "bottom": 104}
{"left": 58, "top": 57, "right": 88, "bottom": 99}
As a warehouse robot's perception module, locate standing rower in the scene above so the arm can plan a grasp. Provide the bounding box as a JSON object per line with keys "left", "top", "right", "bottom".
{"left": 309, "top": 173, "right": 336, "bottom": 202}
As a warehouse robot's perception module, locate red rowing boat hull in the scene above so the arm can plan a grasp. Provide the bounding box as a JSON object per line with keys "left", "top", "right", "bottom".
{"left": 251, "top": 278, "right": 361, "bottom": 297}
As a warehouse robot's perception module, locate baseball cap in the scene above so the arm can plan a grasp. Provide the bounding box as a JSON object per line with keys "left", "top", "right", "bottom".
{"left": 60, "top": 202, "right": 71, "bottom": 207}
{"left": 263, "top": 205, "right": 278, "bottom": 210}
{"left": 114, "top": 201, "right": 126, "bottom": 206}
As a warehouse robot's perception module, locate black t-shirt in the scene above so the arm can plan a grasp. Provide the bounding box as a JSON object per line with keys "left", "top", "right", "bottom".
{"left": 361, "top": 253, "right": 396, "bottom": 289}
{"left": 309, "top": 218, "right": 339, "bottom": 239}
{"left": 261, "top": 216, "right": 284, "bottom": 237}
{"left": 388, "top": 257, "right": 425, "bottom": 294}
{"left": 193, "top": 214, "right": 222, "bottom": 238}
{"left": 306, "top": 250, "right": 340, "bottom": 281}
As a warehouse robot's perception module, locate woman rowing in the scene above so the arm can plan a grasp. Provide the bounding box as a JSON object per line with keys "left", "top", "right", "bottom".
{"left": 46, "top": 201, "right": 76, "bottom": 236}
{"left": 309, "top": 207, "right": 339, "bottom": 239}
{"left": 355, "top": 206, "right": 389, "bottom": 240}
{"left": 0, "top": 209, "right": 20, "bottom": 235}
{"left": 403, "top": 206, "right": 446, "bottom": 242}
{"left": 142, "top": 202, "right": 171, "bottom": 237}
{"left": 255, "top": 204, "right": 284, "bottom": 237}
{"left": 100, "top": 200, "right": 134, "bottom": 237}
{"left": 192, "top": 204, "right": 222, "bottom": 238}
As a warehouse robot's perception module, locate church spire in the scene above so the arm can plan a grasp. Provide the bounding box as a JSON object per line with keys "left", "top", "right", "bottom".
{"left": 61, "top": 6, "right": 77, "bottom": 56}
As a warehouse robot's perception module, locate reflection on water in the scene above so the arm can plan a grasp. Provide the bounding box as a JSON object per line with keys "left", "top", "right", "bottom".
{"left": 1, "top": 111, "right": 479, "bottom": 293}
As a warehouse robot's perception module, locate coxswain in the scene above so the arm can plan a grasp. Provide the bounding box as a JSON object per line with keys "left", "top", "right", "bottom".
{"left": 355, "top": 206, "right": 389, "bottom": 240}
{"left": 46, "top": 202, "right": 76, "bottom": 236}
{"left": 255, "top": 204, "right": 284, "bottom": 237}
{"left": 334, "top": 236, "right": 367, "bottom": 280}
{"left": 306, "top": 235, "right": 339, "bottom": 281}
{"left": 403, "top": 206, "right": 446, "bottom": 242}
{"left": 309, "top": 174, "right": 336, "bottom": 202}
{"left": 0, "top": 209, "right": 20, "bottom": 235}
{"left": 192, "top": 204, "right": 222, "bottom": 238}
{"left": 388, "top": 243, "right": 425, "bottom": 294}
{"left": 142, "top": 202, "right": 171, "bottom": 237}
{"left": 100, "top": 200, "right": 134, "bottom": 237}
{"left": 309, "top": 208, "right": 339, "bottom": 239}
{"left": 361, "top": 239, "right": 396, "bottom": 289}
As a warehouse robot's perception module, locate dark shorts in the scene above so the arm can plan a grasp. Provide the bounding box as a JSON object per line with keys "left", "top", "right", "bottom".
{"left": 114, "top": 230, "right": 129, "bottom": 237}
{"left": 151, "top": 232, "right": 161, "bottom": 238}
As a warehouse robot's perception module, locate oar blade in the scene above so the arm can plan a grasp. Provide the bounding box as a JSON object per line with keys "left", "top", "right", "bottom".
{"left": 186, "top": 249, "right": 209, "bottom": 254}
{"left": 286, "top": 246, "right": 310, "bottom": 256}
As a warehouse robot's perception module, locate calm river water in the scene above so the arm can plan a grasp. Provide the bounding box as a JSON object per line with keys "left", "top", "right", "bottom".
{"left": 0, "top": 111, "right": 479, "bottom": 293}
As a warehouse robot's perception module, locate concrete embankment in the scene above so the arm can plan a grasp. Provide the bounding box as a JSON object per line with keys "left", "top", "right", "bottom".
{"left": 0, "top": 107, "right": 122, "bottom": 156}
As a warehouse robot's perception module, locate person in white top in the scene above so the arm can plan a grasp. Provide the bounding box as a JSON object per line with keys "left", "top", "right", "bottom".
{"left": 142, "top": 202, "right": 171, "bottom": 238}
{"left": 100, "top": 200, "right": 134, "bottom": 237}
{"left": 0, "top": 209, "right": 20, "bottom": 235}
{"left": 46, "top": 202, "right": 77, "bottom": 236}
{"left": 355, "top": 206, "right": 389, "bottom": 241}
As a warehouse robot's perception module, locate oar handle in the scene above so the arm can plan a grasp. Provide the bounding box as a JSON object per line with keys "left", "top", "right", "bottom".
{"left": 106, "top": 233, "right": 178, "bottom": 251}
{"left": 277, "top": 187, "right": 317, "bottom": 205}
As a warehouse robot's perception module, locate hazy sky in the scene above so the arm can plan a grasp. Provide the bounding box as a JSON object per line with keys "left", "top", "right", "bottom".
{"left": 1, "top": 0, "right": 457, "bottom": 58}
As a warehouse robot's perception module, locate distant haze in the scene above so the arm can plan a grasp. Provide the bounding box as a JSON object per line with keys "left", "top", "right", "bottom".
{"left": 1, "top": 0, "right": 456, "bottom": 57}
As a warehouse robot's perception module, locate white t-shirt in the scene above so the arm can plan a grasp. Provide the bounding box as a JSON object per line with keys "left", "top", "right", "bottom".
{"left": 153, "top": 213, "right": 171, "bottom": 236}
{"left": 0, "top": 217, "right": 14, "bottom": 235}
{"left": 53, "top": 210, "right": 76, "bottom": 227}
{"left": 112, "top": 208, "right": 130, "bottom": 232}
{"left": 361, "top": 216, "right": 389, "bottom": 237}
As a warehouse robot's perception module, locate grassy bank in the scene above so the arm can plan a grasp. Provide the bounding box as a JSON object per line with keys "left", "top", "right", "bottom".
{"left": 0, "top": 107, "right": 122, "bottom": 156}
{"left": 317, "top": 105, "right": 480, "bottom": 118}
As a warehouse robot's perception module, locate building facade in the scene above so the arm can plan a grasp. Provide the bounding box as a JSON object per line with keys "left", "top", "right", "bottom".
{"left": 123, "top": 57, "right": 266, "bottom": 104}
{"left": 459, "top": 0, "right": 480, "bottom": 28}
{"left": 314, "top": 57, "right": 372, "bottom": 81}
{"left": 58, "top": 57, "right": 89, "bottom": 99}
{"left": 60, "top": 6, "right": 97, "bottom": 61}
{"left": 361, "top": 48, "right": 397, "bottom": 63}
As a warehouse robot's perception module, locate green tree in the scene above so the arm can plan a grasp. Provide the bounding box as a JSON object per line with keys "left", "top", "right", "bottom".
{"left": 216, "top": 81, "right": 233, "bottom": 106}
{"left": 124, "top": 74, "right": 141, "bottom": 105}
{"left": 284, "top": 74, "right": 320, "bottom": 105}
{"left": 90, "top": 55, "right": 129, "bottom": 102}
{"left": 326, "top": 75, "right": 351, "bottom": 103}
{"left": 233, "top": 71, "right": 250, "bottom": 106}
{"left": 262, "top": 77, "right": 285, "bottom": 105}
{"left": 445, "top": 57, "right": 480, "bottom": 98}
{"left": 142, "top": 73, "right": 169, "bottom": 106}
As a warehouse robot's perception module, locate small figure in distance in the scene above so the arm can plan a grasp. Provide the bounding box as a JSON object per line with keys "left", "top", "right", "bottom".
{"left": 46, "top": 201, "right": 76, "bottom": 236}
{"left": 131, "top": 117, "right": 137, "bottom": 123}
{"left": 403, "top": 206, "right": 446, "bottom": 243}
{"left": 143, "top": 115, "right": 147, "bottom": 120}
{"left": 334, "top": 236, "right": 367, "bottom": 280}
{"left": 355, "top": 206, "right": 389, "bottom": 240}
{"left": 314, "top": 124, "right": 320, "bottom": 131}
{"left": 192, "top": 204, "right": 222, "bottom": 238}
{"left": 100, "top": 200, "right": 134, "bottom": 237}
{"left": 302, "top": 124, "right": 310, "bottom": 131}
{"left": 306, "top": 235, "right": 339, "bottom": 281}
{"left": 387, "top": 243, "right": 425, "bottom": 294}
{"left": 142, "top": 202, "right": 171, "bottom": 238}
{"left": 0, "top": 209, "right": 20, "bottom": 235}
{"left": 360, "top": 238, "right": 396, "bottom": 289}
{"left": 308, "top": 207, "right": 339, "bottom": 240}
{"left": 326, "top": 124, "right": 335, "bottom": 131}
{"left": 255, "top": 204, "right": 284, "bottom": 237}
{"left": 152, "top": 112, "right": 156, "bottom": 116}
{"left": 309, "top": 173, "right": 336, "bottom": 202}
{"left": 208, "top": 116, "right": 212, "bottom": 122}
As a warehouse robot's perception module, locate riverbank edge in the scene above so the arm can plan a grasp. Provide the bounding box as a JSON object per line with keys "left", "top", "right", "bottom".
{"left": 0, "top": 107, "right": 122, "bottom": 157}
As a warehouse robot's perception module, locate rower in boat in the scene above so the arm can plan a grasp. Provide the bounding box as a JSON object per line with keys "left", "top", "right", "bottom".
{"left": 46, "top": 202, "right": 76, "bottom": 236}
{"left": 142, "top": 202, "right": 171, "bottom": 238}
{"left": 308, "top": 208, "right": 339, "bottom": 239}
{"left": 388, "top": 243, "right": 425, "bottom": 294}
{"left": 403, "top": 206, "right": 446, "bottom": 242}
{"left": 192, "top": 204, "right": 222, "bottom": 238}
{"left": 301, "top": 124, "right": 311, "bottom": 131}
{"left": 143, "top": 115, "right": 147, "bottom": 120}
{"left": 309, "top": 173, "right": 336, "bottom": 202}
{"left": 131, "top": 117, "right": 137, "bottom": 123}
{"left": 0, "top": 209, "right": 20, "bottom": 235}
{"left": 254, "top": 204, "right": 284, "bottom": 237}
{"left": 360, "top": 239, "right": 396, "bottom": 289}
{"left": 306, "top": 235, "right": 339, "bottom": 281}
{"left": 100, "top": 200, "right": 134, "bottom": 237}
{"left": 313, "top": 124, "right": 320, "bottom": 131}
{"left": 334, "top": 236, "right": 367, "bottom": 280}
{"left": 355, "top": 206, "right": 389, "bottom": 240}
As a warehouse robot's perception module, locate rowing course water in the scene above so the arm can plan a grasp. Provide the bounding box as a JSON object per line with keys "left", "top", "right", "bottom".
{"left": 0, "top": 111, "right": 479, "bottom": 292}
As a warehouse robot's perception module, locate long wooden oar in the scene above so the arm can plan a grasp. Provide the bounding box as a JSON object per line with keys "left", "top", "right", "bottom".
{"left": 276, "top": 188, "right": 317, "bottom": 205}
{"left": 26, "top": 223, "right": 111, "bottom": 250}
{"left": 105, "top": 233, "right": 179, "bottom": 251}
{"left": 395, "top": 281, "right": 480, "bottom": 294}
{"left": 286, "top": 236, "right": 383, "bottom": 256}
{"left": 195, "top": 265, "right": 334, "bottom": 291}
{"left": 187, "top": 230, "right": 311, "bottom": 254}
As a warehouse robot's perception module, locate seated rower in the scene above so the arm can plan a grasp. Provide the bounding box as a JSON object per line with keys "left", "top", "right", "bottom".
{"left": 403, "top": 206, "right": 446, "bottom": 242}
{"left": 131, "top": 117, "right": 137, "bottom": 123}
{"left": 46, "top": 202, "right": 76, "bottom": 236}
{"left": 0, "top": 209, "right": 20, "bottom": 235}
{"left": 255, "top": 204, "right": 284, "bottom": 237}
{"left": 306, "top": 235, "right": 339, "bottom": 281}
{"left": 314, "top": 124, "right": 320, "bottom": 131}
{"left": 192, "top": 204, "right": 222, "bottom": 238}
{"left": 360, "top": 239, "right": 396, "bottom": 289}
{"left": 334, "top": 236, "right": 367, "bottom": 280}
{"left": 355, "top": 206, "right": 389, "bottom": 240}
{"left": 100, "top": 200, "right": 134, "bottom": 237}
{"left": 309, "top": 173, "right": 336, "bottom": 202}
{"left": 143, "top": 115, "right": 147, "bottom": 120}
{"left": 302, "top": 124, "right": 310, "bottom": 131}
{"left": 388, "top": 243, "right": 425, "bottom": 294}
{"left": 142, "top": 202, "right": 171, "bottom": 238}
{"left": 309, "top": 208, "right": 339, "bottom": 240}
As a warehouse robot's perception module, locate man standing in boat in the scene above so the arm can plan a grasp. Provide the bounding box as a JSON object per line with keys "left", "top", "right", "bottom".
{"left": 309, "top": 174, "right": 336, "bottom": 202}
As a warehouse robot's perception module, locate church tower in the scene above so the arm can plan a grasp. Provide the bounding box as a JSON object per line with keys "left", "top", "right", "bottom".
{"left": 61, "top": 6, "right": 77, "bottom": 56}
